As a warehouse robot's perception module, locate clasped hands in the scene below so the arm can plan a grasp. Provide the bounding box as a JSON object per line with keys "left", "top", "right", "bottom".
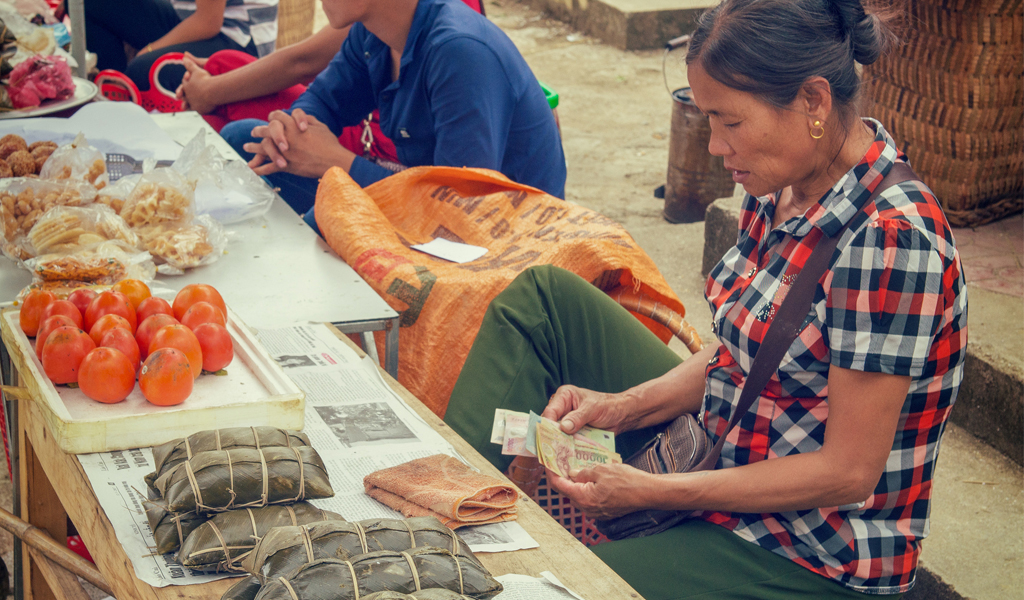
{"left": 243, "top": 109, "right": 351, "bottom": 179}
{"left": 536, "top": 385, "right": 658, "bottom": 520}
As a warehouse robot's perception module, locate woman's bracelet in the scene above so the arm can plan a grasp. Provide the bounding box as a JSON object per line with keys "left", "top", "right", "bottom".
{"left": 143, "top": 43, "right": 154, "bottom": 54}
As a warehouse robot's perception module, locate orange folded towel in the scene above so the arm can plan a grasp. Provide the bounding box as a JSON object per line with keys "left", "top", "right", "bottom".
{"left": 363, "top": 454, "right": 518, "bottom": 529}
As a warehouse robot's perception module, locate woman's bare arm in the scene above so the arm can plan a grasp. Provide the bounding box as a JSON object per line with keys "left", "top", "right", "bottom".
{"left": 552, "top": 365, "right": 912, "bottom": 517}
{"left": 178, "top": 25, "right": 349, "bottom": 114}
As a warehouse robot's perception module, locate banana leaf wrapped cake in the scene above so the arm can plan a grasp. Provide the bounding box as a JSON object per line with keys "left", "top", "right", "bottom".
{"left": 221, "top": 575, "right": 264, "bottom": 600}
{"left": 242, "top": 516, "right": 479, "bottom": 584}
{"left": 154, "top": 446, "right": 333, "bottom": 514}
{"left": 146, "top": 427, "right": 310, "bottom": 492}
{"left": 253, "top": 548, "right": 502, "bottom": 600}
{"left": 363, "top": 591, "right": 478, "bottom": 600}
{"left": 178, "top": 503, "right": 343, "bottom": 571}
{"left": 146, "top": 503, "right": 209, "bottom": 555}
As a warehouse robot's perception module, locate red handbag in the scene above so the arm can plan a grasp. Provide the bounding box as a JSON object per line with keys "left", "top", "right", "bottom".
{"left": 95, "top": 52, "right": 186, "bottom": 113}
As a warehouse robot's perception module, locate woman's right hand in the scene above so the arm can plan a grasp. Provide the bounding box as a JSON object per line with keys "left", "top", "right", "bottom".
{"left": 177, "top": 53, "right": 217, "bottom": 114}
{"left": 542, "top": 385, "right": 632, "bottom": 435}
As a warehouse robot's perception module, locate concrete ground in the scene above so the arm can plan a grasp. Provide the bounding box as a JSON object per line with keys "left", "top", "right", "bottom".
{"left": 0, "top": 2, "right": 1019, "bottom": 600}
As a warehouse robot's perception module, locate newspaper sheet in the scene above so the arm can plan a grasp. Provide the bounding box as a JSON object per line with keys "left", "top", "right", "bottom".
{"left": 78, "top": 323, "right": 537, "bottom": 588}
{"left": 493, "top": 573, "right": 589, "bottom": 600}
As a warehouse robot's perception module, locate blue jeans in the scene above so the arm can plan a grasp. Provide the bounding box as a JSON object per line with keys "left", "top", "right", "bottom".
{"left": 221, "top": 119, "right": 321, "bottom": 218}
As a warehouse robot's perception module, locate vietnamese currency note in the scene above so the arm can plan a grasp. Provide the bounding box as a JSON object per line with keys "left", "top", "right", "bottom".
{"left": 535, "top": 416, "right": 622, "bottom": 477}
{"left": 501, "top": 410, "right": 533, "bottom": 456}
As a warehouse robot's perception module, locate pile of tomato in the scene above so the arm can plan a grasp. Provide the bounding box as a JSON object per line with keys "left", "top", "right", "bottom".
{"left": 19, "top": 281, "right": 234, "bottom": 406}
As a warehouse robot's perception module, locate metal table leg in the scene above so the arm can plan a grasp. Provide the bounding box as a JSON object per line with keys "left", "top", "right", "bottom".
{"left": 332, "top": 317, "right": 400, "bottom": 379}
{"left": 67, "top": 0, "right": 87, "bottom": 78}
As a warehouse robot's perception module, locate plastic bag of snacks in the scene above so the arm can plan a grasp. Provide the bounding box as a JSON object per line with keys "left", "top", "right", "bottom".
{"left": 25, "top": 204, "right": 139, "bottom": 255}
{"left": 0, "top": 177, "right": 97, "bottom": 260}
{"left": 137, "top": 214, "right": 226, "bottom": 274}
{"left": 0, "top": 134, "right": 58, "bottom": 177}
{"left": 96, "top": 173, "right": 140, "bottom": 214}
{"left": 25, "top": 238, "right": 155, "bottom": 287}
{"left": 39, "top": 132, "right": 109, "bottom": 190}
{"left": 119, "top": 167, "right": 195, "bottom": 228}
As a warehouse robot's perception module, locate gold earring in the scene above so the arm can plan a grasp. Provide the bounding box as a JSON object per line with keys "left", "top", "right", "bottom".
{"left": 810, "top": 120, "right": 825, "bottom": 139}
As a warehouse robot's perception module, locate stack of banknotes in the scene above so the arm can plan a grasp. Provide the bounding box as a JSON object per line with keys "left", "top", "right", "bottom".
{"left": 490, "top": 409, "right": 622, "bottom": 478}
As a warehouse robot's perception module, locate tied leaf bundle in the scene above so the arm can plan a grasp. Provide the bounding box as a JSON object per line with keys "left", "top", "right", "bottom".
{"left": 363, "top": 592, "right": 477, "bottom": 600}
{"left": 178, "top": 503, "right": 343, "bottom": 572}
{"left": 254, "top": 548, "right": 503, "bottom": 600}
{"left": 155, "top": 446, "right": 333, "bottom": 514}
{"left": 242, "top": 517, "right": 479, "bottom": 584}
{"left": 146, "top": 504, "right": 209, "bottom": 556}
{"left": 146, "top": 427, "right": 310, "bottom": 493}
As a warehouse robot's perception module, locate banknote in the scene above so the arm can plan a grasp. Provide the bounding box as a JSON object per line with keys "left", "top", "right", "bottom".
{"left": 490, "top": 408, "right": 511, "bottom": 445}
{"left": 535, "top": 416, "right": 621, "bottom": 478}
{"left": 535, "top": 417, "right": 575, "bottom": 478}
{"left": 501, "top": 411, "right": 534, "bottom": 456}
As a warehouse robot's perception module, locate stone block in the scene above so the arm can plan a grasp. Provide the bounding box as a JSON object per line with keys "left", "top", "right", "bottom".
{"left": 701, "top": 195, "right": 742, "bottom": 276}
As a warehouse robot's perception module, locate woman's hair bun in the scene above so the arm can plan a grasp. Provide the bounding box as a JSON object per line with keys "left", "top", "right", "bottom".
{"left": 829, "top": 0, "right": 892, "bottom": 65}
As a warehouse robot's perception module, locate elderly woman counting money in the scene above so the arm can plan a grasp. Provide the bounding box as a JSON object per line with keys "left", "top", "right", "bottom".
{"left": 443, "top": 1, "right": 967, "bottom": 599}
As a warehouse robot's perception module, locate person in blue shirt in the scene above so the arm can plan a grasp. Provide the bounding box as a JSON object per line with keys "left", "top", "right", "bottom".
{"left": 221, "top": 0, "right": 566, "bottom": 225}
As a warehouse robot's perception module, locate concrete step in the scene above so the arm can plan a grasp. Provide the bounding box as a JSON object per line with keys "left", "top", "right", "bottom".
{"left": 518, "top": 0, "right": 716, "bottom": 50}
{"left": 703, "top": 196, "right": 1024, "bottom": 599}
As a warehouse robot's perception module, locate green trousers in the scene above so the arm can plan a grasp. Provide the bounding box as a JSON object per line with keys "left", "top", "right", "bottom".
{"left": 444, "top": 266, "right": 902, "bottom": 600}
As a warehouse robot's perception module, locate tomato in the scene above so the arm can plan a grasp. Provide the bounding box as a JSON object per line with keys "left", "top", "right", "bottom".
{"left": 19, "top": 290, "right": 56, "bottom": 337}
{"left": 67, "top": 289, "right": 98, "bottom": 316}
{"left": 78, "top": 348, "right": 135, "bottom": 403}
{"left": 193, "top": 323, "right": 233, "bottom": 372}
{"left": 139, "top": 348, "right": 193, "bottom": 406}
{"left": 180, "top": 301, "right": 226, "bottom": 331}
{"left": 99, "top": 327, "right": 141, "bottom": 374}
{"left": 35, "top": 315, "right": 78, "bottom": 361}
{"left": 112, "top": 279, "right": 152, "bottom": 310}
{"left": 88, "top": 313, "right": 132, "bottom": 346}
{"left": 136, "top": 296, "right": 174, "bottom": 324}
{"left": 85, "top": 290, "right": 137, "bottom": 333}
{"left": 38, "top": 299, "right": 84, "bottom": 330}
{"left": 172, "top": 284, "right": 226, "bottom": 321}
{"left": 40, "top": 326, "right": 96, "bottom": 384}
{"left": 148, "top": 324, "right": 203, "bottom": 379}
{"left": 135, "top": 314, "right": 179, "bottom": 360}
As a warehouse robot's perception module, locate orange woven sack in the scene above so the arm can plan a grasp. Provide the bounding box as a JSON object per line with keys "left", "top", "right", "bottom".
{"left": 315, "top": 166, "right": 690, "bottom": 416}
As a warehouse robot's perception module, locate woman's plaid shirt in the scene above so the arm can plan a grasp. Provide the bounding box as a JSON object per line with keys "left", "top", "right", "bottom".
{"left": 700, "top": 121, "right": 967, "bottom": 595}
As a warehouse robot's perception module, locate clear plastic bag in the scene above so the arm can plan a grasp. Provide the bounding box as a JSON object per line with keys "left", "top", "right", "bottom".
{"left": 25, "top": 238, "right": 156, "bottom": 286}
{"left": 173, "top": 129, "right": 274, "bottom": 225}
{"left": 137, "top": 214, "right": 226, "bottom": 274}
{"left": 38, "top": 132, "right": 109, "bottom": 190}
{"left": 96, "top": 173, "right": 140, "bottom": 214}
{"left": 0, "top": 177, "right": 97, "bottom": 260}
{"left": 119, "top": 167, "right": 195, "bottom": 228}
{"left": 26, "top": 204, "right": 139, "bottom": 255}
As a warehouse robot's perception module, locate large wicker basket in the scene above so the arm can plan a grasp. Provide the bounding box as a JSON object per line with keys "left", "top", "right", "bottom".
{"left": 276, "top": 0, "right": 316, "bottom": 49}
{"left": 863, "top": 0, "right": 1023, "bottom": 227}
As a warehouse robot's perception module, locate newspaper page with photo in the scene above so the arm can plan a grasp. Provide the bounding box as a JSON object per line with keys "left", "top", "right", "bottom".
{"left": 78, "top": 323, "right": 537, "bottom": 588}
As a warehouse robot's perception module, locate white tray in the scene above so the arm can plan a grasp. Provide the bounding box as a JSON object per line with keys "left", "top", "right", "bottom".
{"left": 1, "top": 306, "right": 304, "bottom": 454}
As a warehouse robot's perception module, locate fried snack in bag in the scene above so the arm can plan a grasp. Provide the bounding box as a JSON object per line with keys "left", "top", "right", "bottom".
{"left": 25, "top": 239, "right": 155, "bottom": 287}
{"left": 146, "top": 427, "right": 311, "bottom": 494}
{"left": 137, "top": 214, "right": 226, "bottom": 274}
{"left": 96, "top": 173, "right": 140, "bottom": 214}
{"left": 242, "top": 517, "right": 480, "bottom": 584}
{"left": 154, "top": 447, "right": 334, "bottom": 514}
{"left": 120, "top": 167, "right": 194, "bottom": 228}
{"left": 178, "top": 504, "right": 344, "bottom": 572}
{"left": 253, "top": 549, "right": 503, "bottom": 600}
{"left": 0, "top": 177, "right": 97, "bottom": 260}
{"left": 26, "top": 204, "right": 139, "bottom": 255}
{"left": 39, "top": 132, "right": 109, "bottom": 190}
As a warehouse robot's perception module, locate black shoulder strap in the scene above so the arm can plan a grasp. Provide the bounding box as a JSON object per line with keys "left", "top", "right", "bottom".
{"left": 694, "top": 162, "right": 919, "bottom": 470}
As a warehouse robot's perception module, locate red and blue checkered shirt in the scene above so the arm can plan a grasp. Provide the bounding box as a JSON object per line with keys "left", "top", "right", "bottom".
{"left": 700, "top": 121, "right": 967, "bottom": 594}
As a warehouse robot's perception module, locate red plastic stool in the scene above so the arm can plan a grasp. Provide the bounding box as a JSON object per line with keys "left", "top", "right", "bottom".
{"left": 94, "top": 52, "right": 186, "bottom": 113}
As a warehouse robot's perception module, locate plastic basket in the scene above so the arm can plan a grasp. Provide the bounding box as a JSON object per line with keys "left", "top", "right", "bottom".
{"left": 532, "top": 473, "right": 610, "bottom": 547}
{"left": 539, "top": 81, "right": 559, "bottom": 110}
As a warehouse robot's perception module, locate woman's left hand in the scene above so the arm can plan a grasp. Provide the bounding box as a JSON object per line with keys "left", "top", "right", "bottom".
{"left": 547, "top": 463, "right": 653, "bottom": 519}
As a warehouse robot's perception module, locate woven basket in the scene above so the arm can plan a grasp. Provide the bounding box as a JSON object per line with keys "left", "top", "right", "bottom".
{"left": 276, "top": 0, "right": 316, "bottom": 49}
{"left": 864, "top": 0, "right": 1023, "bottom": 227}
{"left": 532, "top": 473, "right": 610, "bottom": 547}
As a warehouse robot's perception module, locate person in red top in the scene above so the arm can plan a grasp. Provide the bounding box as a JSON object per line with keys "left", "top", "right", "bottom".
{"left": 176, "top": 0, "right": 483, "bottom": 163}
